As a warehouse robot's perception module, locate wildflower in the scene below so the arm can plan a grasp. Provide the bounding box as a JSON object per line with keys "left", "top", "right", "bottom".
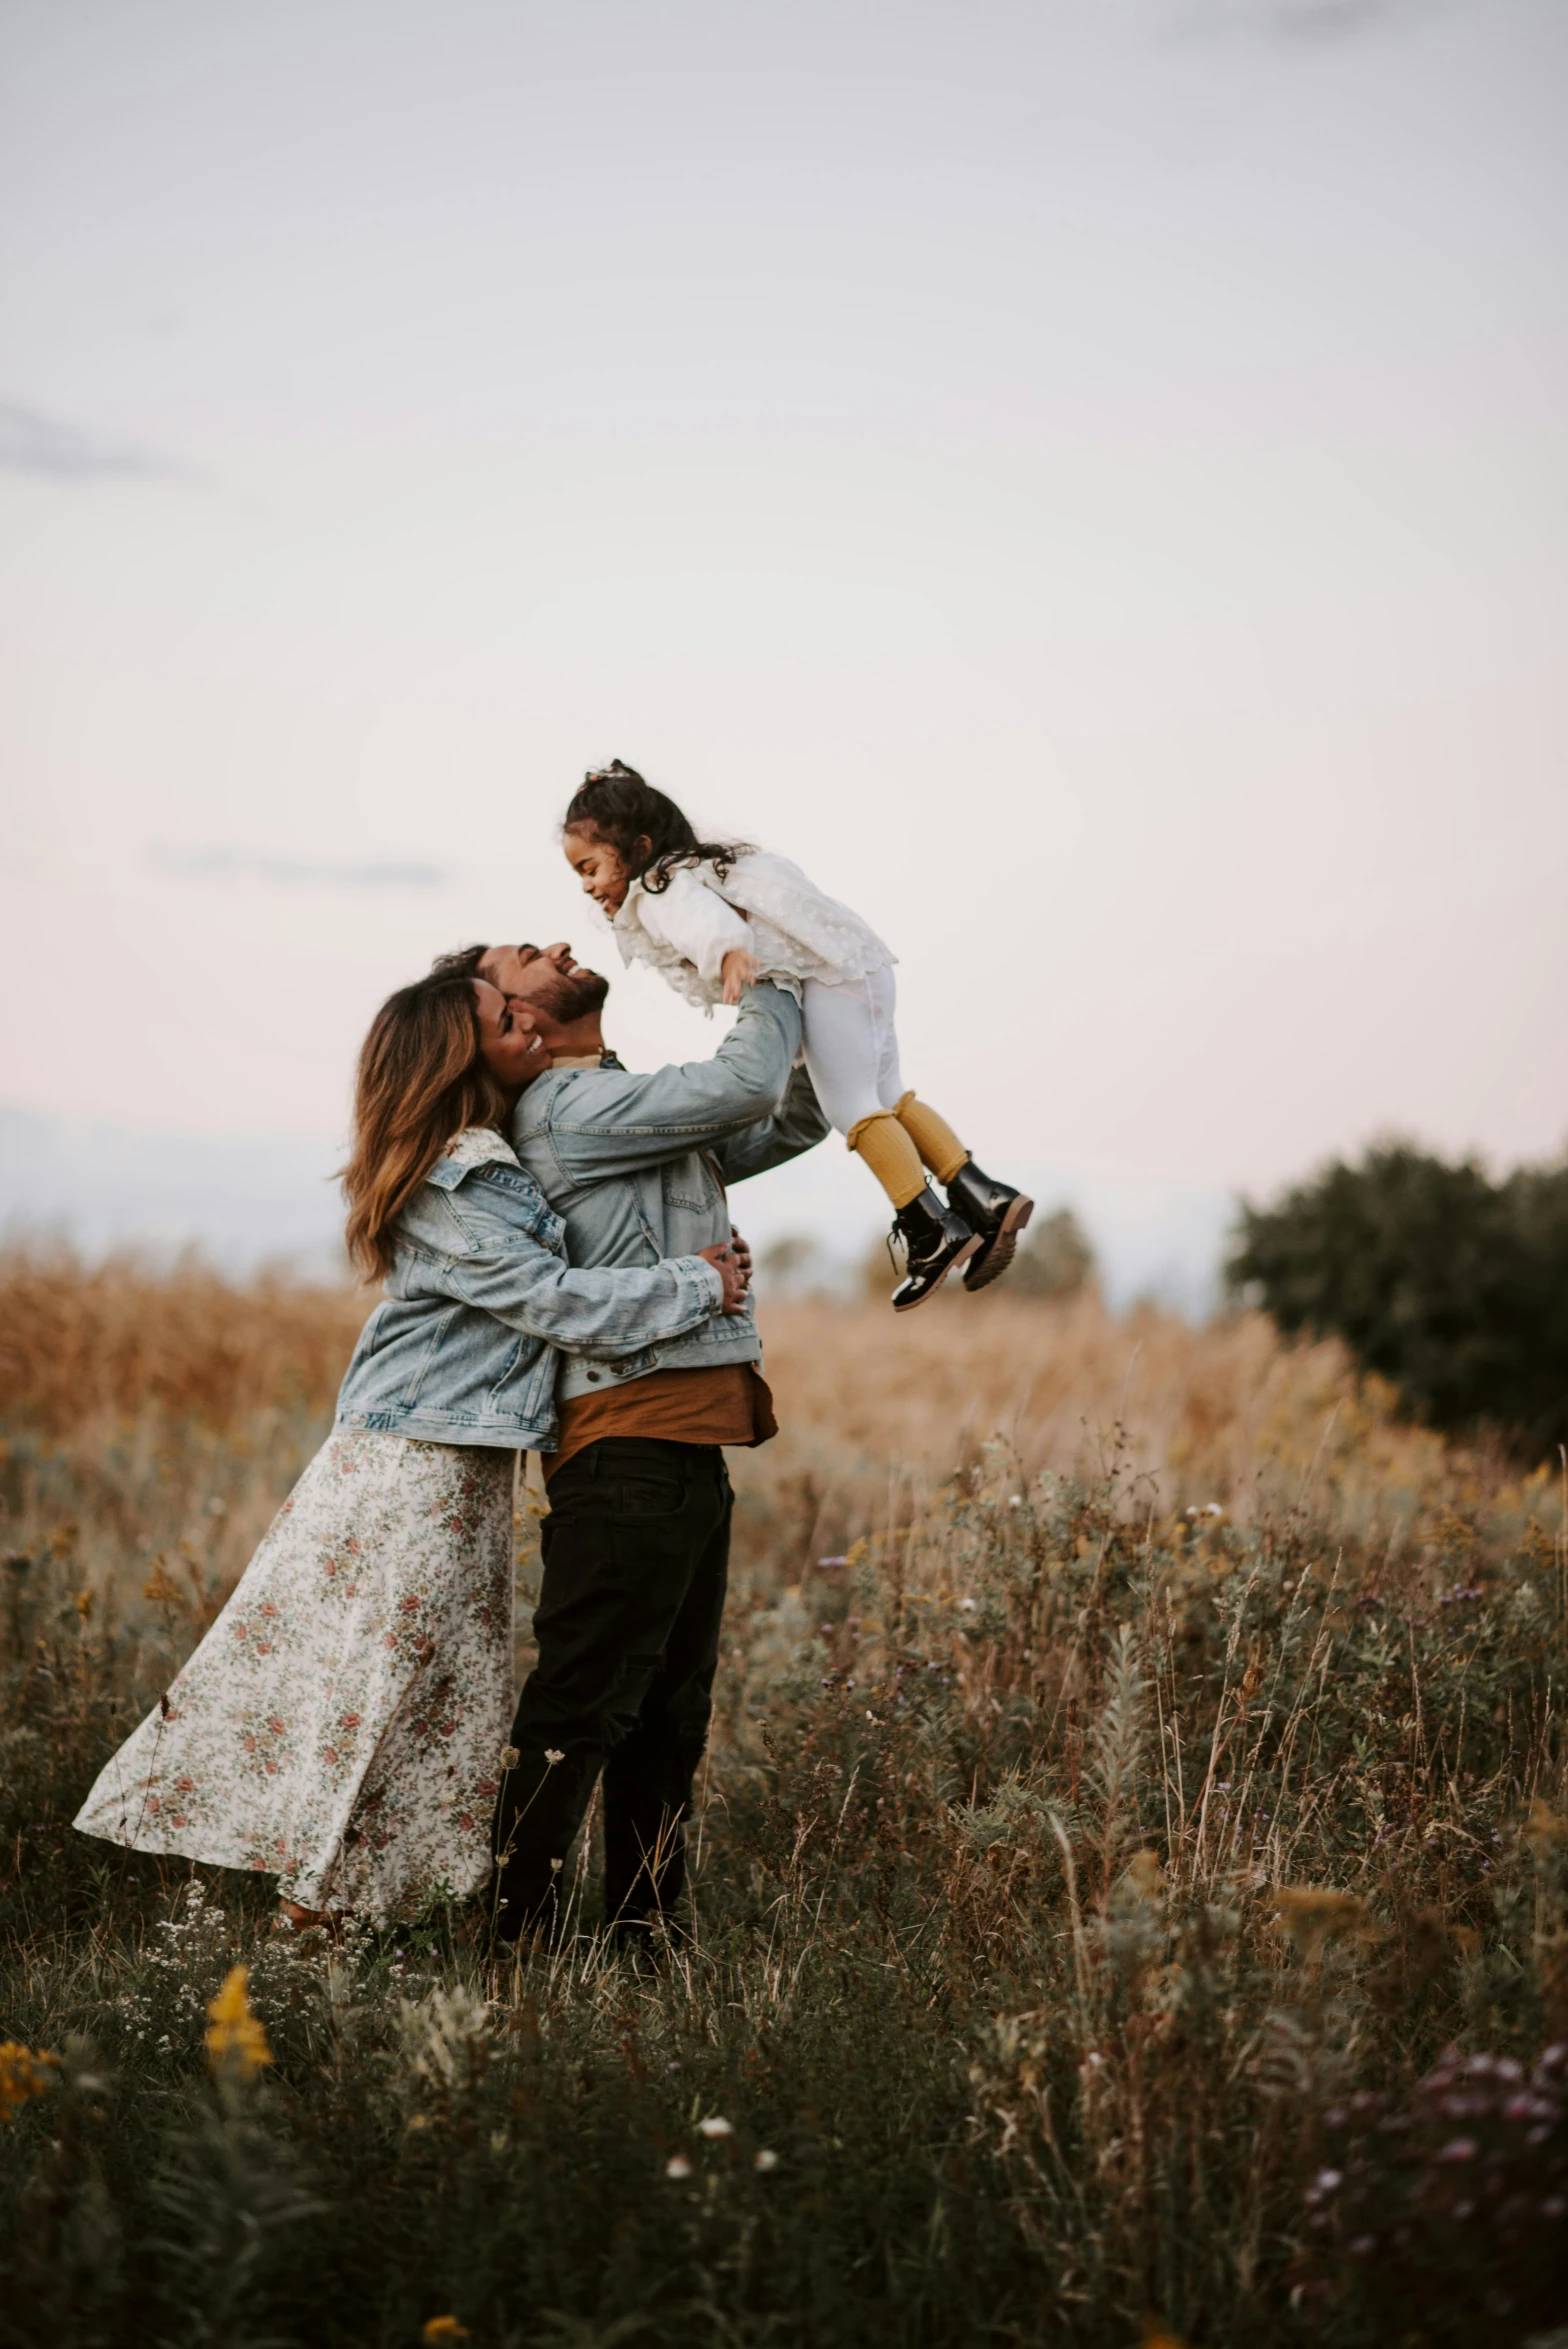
{"left": 1522, "top": 1798, "right": 1566, "bottom": 1856}
{"left": 422, "top": 2322, "right": 470, "bottom": 2344}
{"left": 1121, "top": 1849, "right": 1164, "bottom": 1903}
{"left": 0, "top": 2042, "right": 61, "bottom": 2122}
{"left": 754, "top": 2148, "right": 779, "bottom": 2171}
{"left": 204, "top": 1964, "right": 272, "bottom": 2081}
{"left": 544, "top": 1748, "right": 565, "bottom": 1765}
{"left": 665, "top": 2155, "right": 692, "bottom": 2178}
{"left": 499, "top": 1746, "right": 520, "bottom": 1770}
{"left": 697, "top": 2115, "right": 733, "bottom": 2138}
{"left": 72, "top": 1587, "right": 94, "bottom": 1620}
{"left": 958, "top": 1597, "right": 976, "bottom": 1614}
{"left": 1274, "top": 1886, "right": 1371, "bottom": 1961}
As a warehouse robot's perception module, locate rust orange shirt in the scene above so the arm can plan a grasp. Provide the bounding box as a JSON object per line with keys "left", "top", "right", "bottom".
{"left": 543, "top": 1362, "right": 778, "bottom": 1481}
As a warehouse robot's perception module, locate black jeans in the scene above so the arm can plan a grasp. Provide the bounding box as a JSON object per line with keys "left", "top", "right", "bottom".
{"left": 489, "top": 1437, "right": 732, "bottom": 1942}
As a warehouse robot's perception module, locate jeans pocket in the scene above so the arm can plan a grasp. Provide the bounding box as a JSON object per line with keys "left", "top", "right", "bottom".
{"left": 612, "top": 1476, "right": 687, "bottom": 1520}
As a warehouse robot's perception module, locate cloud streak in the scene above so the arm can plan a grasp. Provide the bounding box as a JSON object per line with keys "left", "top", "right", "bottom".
{"left": 0, "top": 399, "right": 201, "bottom": 483}
{"left": 153, "top": 849, "right": 451, "bottom": 891}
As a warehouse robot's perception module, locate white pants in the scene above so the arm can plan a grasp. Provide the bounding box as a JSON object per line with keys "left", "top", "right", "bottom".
{"left": 801, "top": 966, "right": 904, "bottom": 1138}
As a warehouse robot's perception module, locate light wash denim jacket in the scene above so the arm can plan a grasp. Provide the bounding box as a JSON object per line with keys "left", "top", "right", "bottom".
{"left": 510, "top": 983, "right": 828, "bottom": 1404}
{"left": 333, "top": 1129, "right": 726, "bottom": 1452}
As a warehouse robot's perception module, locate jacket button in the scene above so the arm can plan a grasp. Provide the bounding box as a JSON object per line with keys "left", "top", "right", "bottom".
{"left": 586, "top": 1371, "right": 601, "bottom": 1383}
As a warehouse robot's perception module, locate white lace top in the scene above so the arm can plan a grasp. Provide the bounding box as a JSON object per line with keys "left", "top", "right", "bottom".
{"left": 610, "top": 850, "right": 896, "bottom": 1012}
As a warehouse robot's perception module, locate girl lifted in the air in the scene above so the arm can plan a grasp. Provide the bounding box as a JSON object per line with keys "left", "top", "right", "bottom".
{"left": 558, "top": 761, "right": 1032, "bottom": 1311}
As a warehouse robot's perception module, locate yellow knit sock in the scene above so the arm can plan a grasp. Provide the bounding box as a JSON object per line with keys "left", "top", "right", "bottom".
{"left": 846, "top": 1109, "right": 927, "bottom": 1210}
{"left": 895, "top": 1092, "right": 970, "bottom": 1187}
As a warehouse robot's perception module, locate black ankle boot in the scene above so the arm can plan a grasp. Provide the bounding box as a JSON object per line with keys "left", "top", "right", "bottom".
{"left": 944, "top": 1161, "right": 1034, "bottom": 1292}
{"left": 888, "top": 1186, "right": 980, "bottom": 1312}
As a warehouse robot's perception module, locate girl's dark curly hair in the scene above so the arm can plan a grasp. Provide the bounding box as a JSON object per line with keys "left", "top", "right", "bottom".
{"left": 563, "top": 760, "right": 750, "bottom": 896}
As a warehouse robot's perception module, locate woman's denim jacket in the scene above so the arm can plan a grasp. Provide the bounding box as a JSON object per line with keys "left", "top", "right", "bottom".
{"left": 333, "top": 1129, "right": 724, "bottom": 1453}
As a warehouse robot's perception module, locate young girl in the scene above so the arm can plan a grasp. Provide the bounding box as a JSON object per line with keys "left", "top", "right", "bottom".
{"left": 560, "top": 760, "right": 1033, "bottom": 1310}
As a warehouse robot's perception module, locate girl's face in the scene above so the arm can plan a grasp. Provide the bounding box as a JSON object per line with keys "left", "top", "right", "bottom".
{"left": 563, "top": 822, "right": 647, "bottom": 916}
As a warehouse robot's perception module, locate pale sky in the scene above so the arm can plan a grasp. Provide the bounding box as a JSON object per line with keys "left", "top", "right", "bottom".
{"left": 2, "top": 0, "right": 1564, "bottom": 1236}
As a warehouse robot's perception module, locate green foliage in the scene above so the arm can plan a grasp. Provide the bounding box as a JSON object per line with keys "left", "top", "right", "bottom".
{"left": 1229, "top": 1143, "right": 1568, "bottom": 1455}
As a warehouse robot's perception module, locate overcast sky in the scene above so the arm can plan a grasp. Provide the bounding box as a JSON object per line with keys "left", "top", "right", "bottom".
{"left": 2, "top": 0, "right": 1564, "bottom": 1226}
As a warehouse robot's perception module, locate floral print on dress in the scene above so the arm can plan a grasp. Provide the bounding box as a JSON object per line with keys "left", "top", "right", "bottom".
{"left": 74, "top": 1433, "right": 516, "bottom": 1922}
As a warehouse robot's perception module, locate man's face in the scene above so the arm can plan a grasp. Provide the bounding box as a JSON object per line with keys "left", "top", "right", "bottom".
{"left": 477, "top": 941, "right": 609, "bottom": 1026}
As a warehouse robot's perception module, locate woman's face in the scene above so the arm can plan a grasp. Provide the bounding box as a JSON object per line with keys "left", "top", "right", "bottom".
{"left": 472, "top": 979, "right": 546, "bottom": 1096}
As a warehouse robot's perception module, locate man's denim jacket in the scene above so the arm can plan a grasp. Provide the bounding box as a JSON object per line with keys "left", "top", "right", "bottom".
{"left": 510, "top": 983, "right": 828, "bottom": 1404}
{"left": 333, "top": 1129, "right": 726, "bottom": 1452}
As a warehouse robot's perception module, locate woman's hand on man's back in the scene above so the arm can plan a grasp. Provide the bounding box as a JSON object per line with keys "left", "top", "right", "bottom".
{"left": 699, "top": 1242, "right": 750, "bottom": 1315}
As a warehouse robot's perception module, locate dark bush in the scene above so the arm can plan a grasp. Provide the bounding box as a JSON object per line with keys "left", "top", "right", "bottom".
{"left": 1228, "top": 1142, "right": 1568, "bottom": 1456}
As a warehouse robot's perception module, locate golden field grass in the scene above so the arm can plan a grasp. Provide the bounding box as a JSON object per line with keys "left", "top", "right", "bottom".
{"left": 0, "top": 1245, "right": 1564, "bottom": 2349}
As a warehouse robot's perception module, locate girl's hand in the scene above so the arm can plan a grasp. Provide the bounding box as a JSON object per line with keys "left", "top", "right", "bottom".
{"left": 698, "top": 1242, "right": 750, "bottom": 1315}
{"left": 720, "top": 948, "right": 761, "bottom": 1004}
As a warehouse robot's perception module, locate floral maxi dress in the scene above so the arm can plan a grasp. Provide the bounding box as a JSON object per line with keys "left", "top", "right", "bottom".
{"left": 74, "top": 1432, "right": 516, "bottom": 1922}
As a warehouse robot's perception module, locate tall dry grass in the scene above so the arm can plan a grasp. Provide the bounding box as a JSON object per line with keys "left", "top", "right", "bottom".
{"left": 1, "top": 1245, "right": 1564, "bottom": 2348}
{"left": 0, "top": 1244, "right": 370, "bottom": 1437}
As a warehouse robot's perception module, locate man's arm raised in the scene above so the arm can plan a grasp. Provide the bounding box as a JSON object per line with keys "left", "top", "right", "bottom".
{"left": 711, "top": 1060, "right": 829, "bottom": 1184}
{"left": 512, "top": 982, "right": 805, "bottom": 1183}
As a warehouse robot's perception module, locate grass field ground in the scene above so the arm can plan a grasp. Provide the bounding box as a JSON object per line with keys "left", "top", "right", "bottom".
{"left": 1, "top": 1249, "right": 1564, "bottom": 2347}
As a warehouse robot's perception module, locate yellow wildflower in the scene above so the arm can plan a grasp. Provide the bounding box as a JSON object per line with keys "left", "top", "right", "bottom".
{"left": 1522, "top": 1798, "right": 1566, "bottom": 1857}
{"left": 422, "top": 2321, "right": 470, "bottom": 2344}
{"left": 0, "top": 2042, "right": 62, "bottom": 2121}
{"left": 1274, "top": 1886, "right": 1370, "bottom": 1961}
{"left": 1122, "top": 1849, "right": 1165, "bottom": 1903}
{"left": 72, "top": 1588, "right": 94, "bottom": 1621}
{"left": 204, "top": 1964, "right": 272, "bottom": 2081}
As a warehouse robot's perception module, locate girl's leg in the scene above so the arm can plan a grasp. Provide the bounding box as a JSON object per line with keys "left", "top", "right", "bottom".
{"left": 856, "top": 963, "right": 971, "bottom": 1182}
{"left": 861, "top": 967, "right": 1037, "bottom": 1295}
{"left": 804, "top": 970, "right": 979, "bottom": 1309}
{"left": 802, "top": 975, "right": 925, "bottom": 1210}
{"left": 896, "top": 1096, "right": 969, "bottom": 1185}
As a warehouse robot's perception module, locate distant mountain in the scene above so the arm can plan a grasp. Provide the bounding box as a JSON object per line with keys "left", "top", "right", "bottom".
{"left": 0, "top": 1101, "right": 1236, "bottom": 1314}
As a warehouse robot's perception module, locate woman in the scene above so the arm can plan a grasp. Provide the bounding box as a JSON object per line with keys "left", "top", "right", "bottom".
{"left": 74, "top": 970, "right": 745, "bottom": 1925}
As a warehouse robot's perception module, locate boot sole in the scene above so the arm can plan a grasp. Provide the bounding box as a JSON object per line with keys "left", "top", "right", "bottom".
{"left": 962, "top": 1194, "right": 1035, "bottom": 1293}
{"left": 893, "top": 1233, "right": 982, "bottom": 1311}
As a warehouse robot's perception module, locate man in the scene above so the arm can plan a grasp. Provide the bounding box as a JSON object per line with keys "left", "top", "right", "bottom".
{"left": 440, "top": 939, "right": 827, "bottom": 1949}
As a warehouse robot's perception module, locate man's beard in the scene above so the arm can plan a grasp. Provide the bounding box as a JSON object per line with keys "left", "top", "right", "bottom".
{"left": 537, "top": 966, "right": 609, "bottom": 1023}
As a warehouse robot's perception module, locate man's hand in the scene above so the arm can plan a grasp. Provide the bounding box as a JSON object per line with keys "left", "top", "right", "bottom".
{"left": 720, "top": 948, "right": 762, "bottom": 1005}
{"left": 728, "top": 1225, "right": 753, "bottom": 1293}
{"left": 698, "top": 1241, "right": 750, "bottom": 1315}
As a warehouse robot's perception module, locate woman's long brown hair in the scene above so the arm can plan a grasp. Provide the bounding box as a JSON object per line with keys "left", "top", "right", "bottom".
{"left": 342, "top": 972, "right": 511, "bottom": 1280}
